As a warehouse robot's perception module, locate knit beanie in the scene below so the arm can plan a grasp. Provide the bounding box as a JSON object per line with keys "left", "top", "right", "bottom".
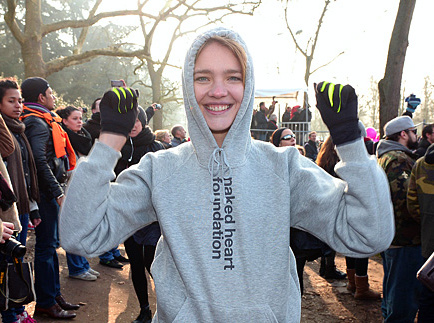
{"left": 21, "top": 77, "right": 50, "bottom": 103}
{"left": 271, "top": 127, "right": 286, "bottom": 147}
{"left": 137, "top": 106, "right": 147, "bottom": 127}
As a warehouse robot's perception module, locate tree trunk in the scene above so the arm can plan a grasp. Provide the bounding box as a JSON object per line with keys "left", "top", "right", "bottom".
{"left": 149, "top": 69, "right": 163, "bottom": 130}
{"left": 22, "top": 0, "right": 46, "bottom": 77}
{"left": 378, "top": 0, "right": 416, "bottom": 137}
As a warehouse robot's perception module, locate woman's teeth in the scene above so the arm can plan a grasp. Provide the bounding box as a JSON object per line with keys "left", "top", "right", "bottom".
{"left": 206, "top": 105, "right": 229, "bottom": 112}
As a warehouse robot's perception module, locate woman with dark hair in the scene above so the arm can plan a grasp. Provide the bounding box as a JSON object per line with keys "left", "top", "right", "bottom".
{"left": 317, "top": 136, "right": 380, "bottom": 299}
{"left": 57, "top": 106, "right": 100, "bottom": 281}
{"left": 0, "top": 77, "right": 39, "bottom": 323}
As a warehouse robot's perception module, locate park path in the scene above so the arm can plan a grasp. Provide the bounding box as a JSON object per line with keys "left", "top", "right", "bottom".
{"left": 13, "top": 230, "right": 384, "bottom": 323}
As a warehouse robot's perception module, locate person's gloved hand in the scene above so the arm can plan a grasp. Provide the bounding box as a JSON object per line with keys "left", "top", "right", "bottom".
{"left": 314, "top": 81, "right": 360, "bottom": 146}
{"left": 100, "top": 87, "right": 139, "bottom": 137}
{"left": 405, "top": 94, "right": 421, "bottom": 114}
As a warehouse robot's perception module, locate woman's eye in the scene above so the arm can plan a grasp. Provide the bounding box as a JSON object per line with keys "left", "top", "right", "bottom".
{"left": 195, "top": 76, "right": 208, "bottom": 82}
{"left": 229, "top": 76, "right": 242, "bottom": 81}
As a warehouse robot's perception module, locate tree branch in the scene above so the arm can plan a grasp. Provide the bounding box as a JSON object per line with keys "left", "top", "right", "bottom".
{"left": 45, "top": 48, "right": 180, "bottom": 75}
{"left": 42, "top": 9, "right": 156, "bottom": 36}
{"left": 74, "top": 0, "right": 103, "bottom": 55}
{"left": 4, "top": 0, "right": 25, "bottom": 45}
{"left": 310, "top": 51, "right": 344, "bottom": 75}
{"left": 284, "top": 0, "right": 307, "bottom": 57}
{"left": 309, "top": 0, "right": 330, "bottom": 57}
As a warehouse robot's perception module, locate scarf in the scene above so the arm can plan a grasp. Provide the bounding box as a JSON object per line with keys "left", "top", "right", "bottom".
{"left": 20, "top": 105, "right": 76, "bottom": 171}
{"left": 2, "top": 114, "right": 40, "bottom": 214}
{"left": 61, "top": 124, "right": 93, "bottom": 157}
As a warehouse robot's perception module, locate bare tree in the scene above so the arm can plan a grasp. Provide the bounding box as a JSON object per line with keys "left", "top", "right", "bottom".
{"left": 283, "top": 0, "right": 343, "bottom": 107}
{"left": 4, "top": 0, "right": 261, "bottom": 129}
{"left": 378, "top": 0, "right": 416, "bottom": 137}
{"left": 133, "top": 0, "right": 262, "bottom": 129}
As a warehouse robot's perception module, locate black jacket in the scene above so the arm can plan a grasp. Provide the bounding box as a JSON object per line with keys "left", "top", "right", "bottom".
{"left": 83, "top": 112, "right": 101, "bottom": 144}
{"left": 304, "top": 140, "right": 318, "bottom": 162}
{"left": 416, "top": 138, "right": 431, "bottom": 159}
{"left": 22, "top": 105, "right": 67, "bottom": 200}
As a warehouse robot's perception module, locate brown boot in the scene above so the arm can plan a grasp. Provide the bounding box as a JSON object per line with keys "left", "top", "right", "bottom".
{"left": 346, "top": 268, "right": 356, "bottom": 293}
{"left": 354, "top": 275, "right": 381, "bottom": 300}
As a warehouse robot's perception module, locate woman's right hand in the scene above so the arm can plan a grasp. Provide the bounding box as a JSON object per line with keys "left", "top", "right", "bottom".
{"left": 1, "top": 222, "right": 14, "bottom": 243}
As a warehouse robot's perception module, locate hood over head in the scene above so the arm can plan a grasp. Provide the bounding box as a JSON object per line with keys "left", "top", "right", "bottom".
{"left": 376, "top": 139, "right": 414, "bottom": 158}
{"left": 182, "top": 27, "right": 255, "bottom": 170}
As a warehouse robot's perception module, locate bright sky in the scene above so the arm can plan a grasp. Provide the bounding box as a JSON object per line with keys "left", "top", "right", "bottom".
{"left": 101, "top": 0, "right": 433, "bottom": 107}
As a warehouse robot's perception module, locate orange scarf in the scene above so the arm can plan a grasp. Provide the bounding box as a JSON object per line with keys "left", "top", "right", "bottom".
{"left": 20, "top": 106, "right": 76, "bottom": 171}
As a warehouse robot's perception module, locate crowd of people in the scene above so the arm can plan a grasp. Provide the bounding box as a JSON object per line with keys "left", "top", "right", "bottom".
{"left": 0, "top": 26, "right": 433, "bottom": 323}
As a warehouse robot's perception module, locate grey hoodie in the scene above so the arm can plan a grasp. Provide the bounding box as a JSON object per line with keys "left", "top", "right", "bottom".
{"left": 60, "top": 28, "right": 394, "bottom": 322}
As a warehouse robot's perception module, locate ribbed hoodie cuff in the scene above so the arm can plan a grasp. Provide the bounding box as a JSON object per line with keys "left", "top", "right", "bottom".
{"left": 335, "top": 137, "right": 369, "bottom": 163}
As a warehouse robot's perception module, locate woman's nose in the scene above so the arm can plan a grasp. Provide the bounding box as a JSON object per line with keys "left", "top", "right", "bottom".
{"left": 209, "top": 81, "right": 227, "bottom": 98}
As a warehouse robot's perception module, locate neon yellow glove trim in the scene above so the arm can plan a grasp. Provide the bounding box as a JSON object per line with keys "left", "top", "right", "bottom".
{"left": 125, "top": 88, "right": 134, "bottom": 109}
{"left": 118, "top": 88, "right": 127, "bottom": 113}
{"left": 112, "top": 88, "right": 122, "bottom": 113}
{"left": 337, "top": 84, "right": 343, "bottom": 113}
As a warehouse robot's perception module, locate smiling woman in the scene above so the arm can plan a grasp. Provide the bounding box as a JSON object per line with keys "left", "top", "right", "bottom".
{"left": 193, "top": 39, "right": 245, "bottom": 146}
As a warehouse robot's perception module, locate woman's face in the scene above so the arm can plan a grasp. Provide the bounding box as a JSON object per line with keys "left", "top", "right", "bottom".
{"left": 63, "top": 110, "right": 83, "bottom": 133}
{"left": 279, "top": 129, "right": 296, "bottom": 147}
{"left": 163, "top": 132, "right": 171, "bottom": 144}
{"left": 194, "top": 41, "right": 244, "bottom": 146}
{"left": 129, "top": 118, "right": 143, "bottom": 138}
{"left": 0, "top": 88, "right": 23, "bottom": 119}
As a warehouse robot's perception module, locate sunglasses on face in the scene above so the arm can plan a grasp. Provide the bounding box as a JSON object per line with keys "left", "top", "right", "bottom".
{"left": 406, "top": 129, "right": 417, "bottom": 135}
{"left": 281, "top": 134, "right": 296, "bottom": 141}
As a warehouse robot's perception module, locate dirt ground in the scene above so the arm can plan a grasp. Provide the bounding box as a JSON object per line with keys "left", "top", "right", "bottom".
{"left": 15, "top": 230, "right": 385, "bottom": 323}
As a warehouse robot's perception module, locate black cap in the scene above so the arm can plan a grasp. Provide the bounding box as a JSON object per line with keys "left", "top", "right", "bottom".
{"left": 21, "top": 77, "right": 50, "bottom": 103}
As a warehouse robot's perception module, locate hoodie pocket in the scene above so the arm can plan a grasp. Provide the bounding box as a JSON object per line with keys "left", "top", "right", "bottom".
{"left": 172, "top": 297, "right": 278, "bottom": 323}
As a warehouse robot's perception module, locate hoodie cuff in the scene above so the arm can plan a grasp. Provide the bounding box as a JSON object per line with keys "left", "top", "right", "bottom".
{"left": 336, "top": 137, "right": 369, "bottom": 163}
{"left": 90, "top": 140, "right": 122, "bottom": 168}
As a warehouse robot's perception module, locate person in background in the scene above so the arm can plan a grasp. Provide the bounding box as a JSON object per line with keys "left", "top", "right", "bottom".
{"left": 295, "top": 145, "right": 305, "bottom": 156}
{"left": 281, "top": 105, "right": 292, "bottom": 123}
{"left": 266, "top": 114, "right": 278, "bottom": 142}
{"left": 59, "top": 28, "right": 394, "bottom": 322}
{"left": 407, "top": 143, "right": 434, "bottom": 322}
{"left": 57, "top": 106, "right": 100, "bottom": 281}
{"left": 83, "top": 97, "right": 102, "bottom": 143}
{"left": 114, "top": 106, "right": 163, "bottom": 323}
{"left": 315, "top": 137, "right": 347, "bottom": 281}
{"left": 155, "top": 129, "right": 172, "bottom": 149}
{"left": 170, "top": 125, "right": 187, "bottom": 147}
{"left": 416, "top": 123, "right": 434, "bottom": 158}
{"left": 376, "top": 116, "right": 424, "bottom": 322}
{"left": 0, "top": 83, "right": 35, "bottom": 323}
{"left": 304, "top": 131, "right": 318, "bottom": 162}
{"left": 270, "top": 127, "right": 296, "bottom": 148}
{"left": 20, "top": 77, "right": 78, "bottom": 319}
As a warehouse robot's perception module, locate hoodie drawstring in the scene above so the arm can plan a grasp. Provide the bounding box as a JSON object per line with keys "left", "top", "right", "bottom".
{"left": 208, "top": 147, "right": 232, "bottom": 204}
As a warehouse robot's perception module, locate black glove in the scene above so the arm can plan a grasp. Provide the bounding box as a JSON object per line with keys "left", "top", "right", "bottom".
{"left": 314, "top": 82, "right": 360, "bottom": 146}
{"left": 100, "top": 87, "right": 139, "bottom": 137}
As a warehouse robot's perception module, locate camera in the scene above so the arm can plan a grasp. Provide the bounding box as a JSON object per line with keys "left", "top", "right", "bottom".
{"left": 155, "top": 104, "right": 162, "bottom": 110}
{"left": 111, "top": 80, "right": 123, "bottom": 87}
{"left": 272, "top": 96, "right": 278, "bottom": 104}
{"left": 0, "top": 236, "right": 26, "bottom": 258}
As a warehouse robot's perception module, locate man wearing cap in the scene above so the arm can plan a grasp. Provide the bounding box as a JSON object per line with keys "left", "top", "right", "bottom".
{"left": 376, "top": 115, "right": 424, "bottom": 322}
{"left": 20, "top": 77, "right": 78, "bottom": 319}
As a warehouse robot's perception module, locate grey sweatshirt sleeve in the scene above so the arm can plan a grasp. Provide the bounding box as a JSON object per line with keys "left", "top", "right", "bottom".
{"left": 290, "top": 138, "right": 394, "bottom": 257}
{"left": 59, "top": 141, "right": 157, "bottom": 257}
